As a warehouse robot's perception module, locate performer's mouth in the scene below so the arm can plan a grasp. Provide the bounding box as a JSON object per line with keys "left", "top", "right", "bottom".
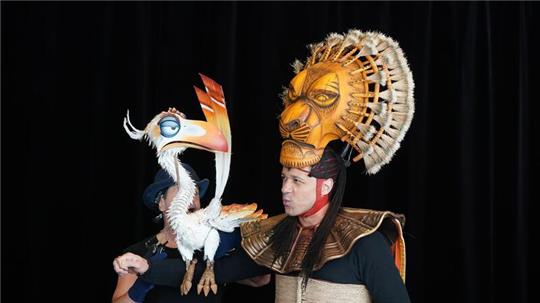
{"left": 282, "top": 199, "right": 291, "bottom": 207}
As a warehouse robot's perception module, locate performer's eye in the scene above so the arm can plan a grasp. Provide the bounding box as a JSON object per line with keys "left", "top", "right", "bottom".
{"left": 159, "top": 116, "right": 181, "bottom": 138}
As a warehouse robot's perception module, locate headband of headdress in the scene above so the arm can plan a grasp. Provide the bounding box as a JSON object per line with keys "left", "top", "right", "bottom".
{"left": 308, "top": 146, "right": 341, "bottom": 181}
{"left": 279, "top": 29, "right": 415, "bottom": 174}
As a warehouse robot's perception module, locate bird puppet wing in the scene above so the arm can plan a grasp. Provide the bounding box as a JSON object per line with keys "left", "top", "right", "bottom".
{"left": 208, "top": 203, "right": 268, "bottom": 232}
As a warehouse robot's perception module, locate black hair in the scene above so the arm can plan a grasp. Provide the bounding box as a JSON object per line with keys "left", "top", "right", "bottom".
{"left": 270, "top": 147, "right": 347, "bottom": 290}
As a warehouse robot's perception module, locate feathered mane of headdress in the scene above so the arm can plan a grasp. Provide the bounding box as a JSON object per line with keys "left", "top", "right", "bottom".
{"left": 282, "top": 30, "right": 415, "bottom": 174}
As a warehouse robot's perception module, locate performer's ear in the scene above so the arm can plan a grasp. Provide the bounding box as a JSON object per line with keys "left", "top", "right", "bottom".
{"left": 158, "top": 192, "right": 167, "bottom": 212}
{"left": 321, "top": 178, "right": 334, "bottom": 196}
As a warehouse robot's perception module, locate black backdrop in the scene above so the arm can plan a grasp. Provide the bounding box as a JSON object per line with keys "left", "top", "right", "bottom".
{"left": 2, "top": 2, "right": 538, "bottom": 302}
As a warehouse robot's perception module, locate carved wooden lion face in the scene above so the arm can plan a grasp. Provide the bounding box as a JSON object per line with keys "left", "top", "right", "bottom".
{"left": 279, "top": 61, "right": 366, "bottom": 168}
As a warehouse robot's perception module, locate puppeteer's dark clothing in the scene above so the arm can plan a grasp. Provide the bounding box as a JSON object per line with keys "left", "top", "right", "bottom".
{"left": 142, "top": 208, "right": 410, "bottom": 302}
{"left": 124, "top": 229, "right": 241, "bottom": 303}
{"left": 141, "top": 240, "right": 270, "bottom": 287}
{"left": 124, "top": 236, "right": 222, "bottom": 303}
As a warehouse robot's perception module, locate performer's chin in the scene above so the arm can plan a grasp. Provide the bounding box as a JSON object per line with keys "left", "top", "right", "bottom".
{"left": 283, "top": 205, "right": 297, "bottom": 216}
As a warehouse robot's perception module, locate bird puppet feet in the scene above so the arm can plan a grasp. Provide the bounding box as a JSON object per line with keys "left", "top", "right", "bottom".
{"left": 180, "top": 259, "right": 198, "bottom": 295}
{"left": 197, "top": 261, "right": 218, "bottom": 296}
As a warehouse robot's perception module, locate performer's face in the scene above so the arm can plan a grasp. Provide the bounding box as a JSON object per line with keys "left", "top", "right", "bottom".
{"left": 280, "top": 166, "right": 317, "bottom": 216}
{"left": 159, "top": 185, "right": 201, "bottom": 213}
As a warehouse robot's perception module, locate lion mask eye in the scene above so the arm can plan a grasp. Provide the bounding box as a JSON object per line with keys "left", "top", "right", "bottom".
{"left": 309, "top": 90, "right": 338, "bottom": 107}
{"left": 307, "top": 73, "right": 340, "bottom": 107}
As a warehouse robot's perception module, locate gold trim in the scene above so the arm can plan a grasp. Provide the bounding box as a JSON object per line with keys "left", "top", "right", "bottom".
{"left": 240, "top": 208, "right": 406, "bottom": 281}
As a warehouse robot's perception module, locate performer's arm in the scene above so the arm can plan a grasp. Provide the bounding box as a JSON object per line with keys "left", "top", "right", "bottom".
{"left": 111, "top": 241, "right": 167, "bottom": 302}
{"left": 112, "top": 253, "right": 156, "bottom": 303}
{"left": 111, "top": 274, "right": 138, "bottom": 303}
{"left": 140, "top": 247, "right": 271, "bottom": 287}
{"left": 237, "top": 274, "right": 272, "bottom": 287}
{"left": 214, "top": 247, "right": 272, "bottom": 284}
{"left": 357, "top": 231, "right": 411, "bottom": 303}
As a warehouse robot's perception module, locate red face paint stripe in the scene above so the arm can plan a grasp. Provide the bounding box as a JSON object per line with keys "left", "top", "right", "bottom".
{"left": 301, "top": 178, "right": 329, "bottom": 217}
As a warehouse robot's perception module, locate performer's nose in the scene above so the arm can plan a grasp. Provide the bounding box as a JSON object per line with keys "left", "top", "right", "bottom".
{"left": 281, "top": 180, "right": 291, "bottom": 194}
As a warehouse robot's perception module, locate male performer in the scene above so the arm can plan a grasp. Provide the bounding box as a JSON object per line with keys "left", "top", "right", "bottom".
{"left": 240, "top": 29, "right": 414, "bottom": 302}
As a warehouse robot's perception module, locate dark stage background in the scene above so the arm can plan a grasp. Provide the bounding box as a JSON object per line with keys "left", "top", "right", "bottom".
{"left": 2, "top": 2, "right": 538, "bottom": 302}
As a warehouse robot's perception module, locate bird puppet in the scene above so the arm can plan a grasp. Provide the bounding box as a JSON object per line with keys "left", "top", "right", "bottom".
{"left": 123, "top": 74, "right": 267, "bottom": 296}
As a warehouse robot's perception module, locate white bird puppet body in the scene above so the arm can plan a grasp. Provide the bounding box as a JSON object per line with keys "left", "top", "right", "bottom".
{"left": 124, "top": 74, "right": 266, "bottom": 295}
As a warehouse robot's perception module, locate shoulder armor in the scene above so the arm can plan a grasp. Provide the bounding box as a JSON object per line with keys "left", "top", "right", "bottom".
{"left": 240, "top": 208, "right": 406, "bottom": 281}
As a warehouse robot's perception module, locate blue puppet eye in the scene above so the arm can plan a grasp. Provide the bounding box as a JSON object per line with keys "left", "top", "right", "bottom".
{"left": 159, "top": 116, "right": 181, "bottom": 138}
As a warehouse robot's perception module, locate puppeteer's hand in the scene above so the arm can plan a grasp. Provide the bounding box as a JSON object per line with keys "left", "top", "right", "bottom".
{"left": 113, "top": 252, "right": 149, "bottom": 276}
{"left": 127, "top": 252, "right": 168, "bottom": 302}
